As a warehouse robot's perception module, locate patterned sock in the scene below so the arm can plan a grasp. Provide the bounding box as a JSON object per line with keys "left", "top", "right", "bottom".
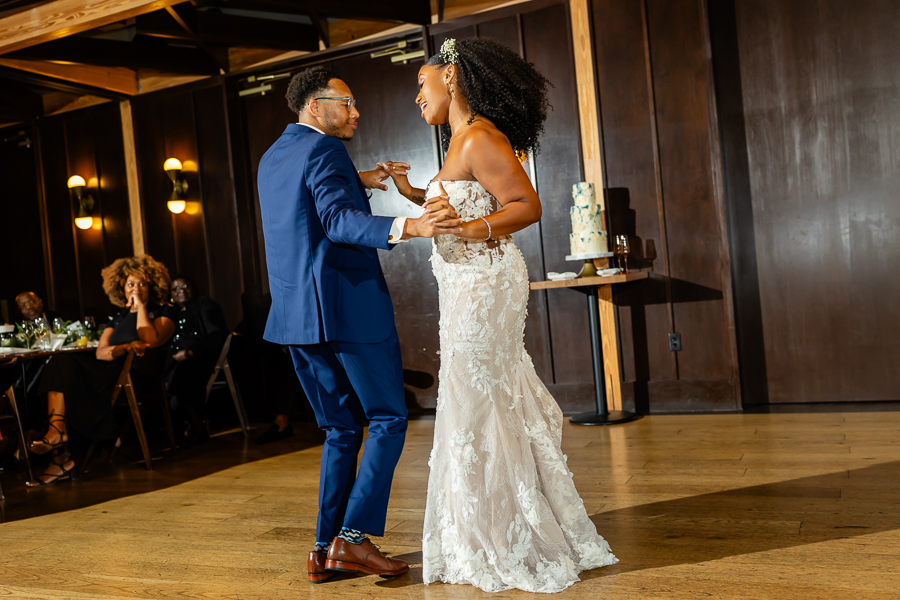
{"left": 337, "top": 527, "right": 366, "bottom": 545}
{"left": 314, "top": 541, "right": 330, "bottom": 553}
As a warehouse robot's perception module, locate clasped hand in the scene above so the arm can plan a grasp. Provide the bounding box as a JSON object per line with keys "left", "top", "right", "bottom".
{"left": 409, "top": 182, "right": 462, "bottom": 238}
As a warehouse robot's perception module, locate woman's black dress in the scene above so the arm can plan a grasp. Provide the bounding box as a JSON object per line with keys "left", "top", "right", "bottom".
{"left": 165, "top": 297, "right": 228, "bottom": 414}
{"left": 38, "top": 304, "right": 177, "bottom": 441}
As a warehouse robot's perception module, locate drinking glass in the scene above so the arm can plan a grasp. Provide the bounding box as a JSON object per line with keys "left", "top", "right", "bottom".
{"left": 53, "top": 317, "right": 67, "bottom": 334}
{"left": 615, "top": 235, "right": 630, "bottom": 273}
{"left": 33, "top": 317, "right": 50, "bottom": 350}
{"left": 22, "top": 321, "right": 34, "bottom": 349}
{"left": 83, "top": 316, "right": 96, "bottom": 332}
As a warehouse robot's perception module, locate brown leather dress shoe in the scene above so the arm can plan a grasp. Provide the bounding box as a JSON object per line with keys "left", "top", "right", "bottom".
{"left": 308, "top": 550, "right": 337, "bottom": 583}
{"left": 326, "top": 537, "right": 409, "bottom": 576}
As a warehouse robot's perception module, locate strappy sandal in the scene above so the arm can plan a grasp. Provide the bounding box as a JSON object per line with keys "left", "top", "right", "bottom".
{"left": 30, "top": 415, "right": 68, "bottom": 455}
{"left": 25, "top": 456, "right": 77, "bottom": 488}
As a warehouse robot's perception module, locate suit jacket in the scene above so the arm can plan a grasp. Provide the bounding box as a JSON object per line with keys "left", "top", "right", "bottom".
{"left": 257, "top": 124, "right": 397, "bottom": 345}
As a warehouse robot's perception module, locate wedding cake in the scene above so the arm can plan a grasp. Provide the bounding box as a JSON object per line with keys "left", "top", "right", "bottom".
{"left": 569, "top": 182, "right": 607, "bottom": 255}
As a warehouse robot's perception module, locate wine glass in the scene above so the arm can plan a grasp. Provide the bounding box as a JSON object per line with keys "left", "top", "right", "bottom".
{"left": 615, "top": 235, "right": 630, "bottom": 273}
{"left": 33, "top": 317, "right": 50, "bottom": 350}
{"left": 83, "top": 316, "right": 96, "bottom": 332}
{"left": 22, "top": 320, "right": 35, "bottom": 349}
{"left": 53, "top": 317, "right": 66, "bottom": 334}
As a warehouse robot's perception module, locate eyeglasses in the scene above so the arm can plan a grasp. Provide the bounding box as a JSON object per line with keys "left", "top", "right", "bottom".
{"left": 315, "top": 96, "right": 357, "bottom": 108}
{"left": 171, "top": 284, "right": 191, "bottom": 291}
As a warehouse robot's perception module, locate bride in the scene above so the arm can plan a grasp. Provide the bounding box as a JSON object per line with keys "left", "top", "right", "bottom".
{"left": 381, "top": 38, "right": 617, "bottom": 593}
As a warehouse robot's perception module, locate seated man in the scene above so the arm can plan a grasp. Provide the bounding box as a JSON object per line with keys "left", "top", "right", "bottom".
{"left": 14, "top": 292, "right": 65, "bottom": 430}
{"left": 16, "top": 291, "right": 62, "bottom": 325}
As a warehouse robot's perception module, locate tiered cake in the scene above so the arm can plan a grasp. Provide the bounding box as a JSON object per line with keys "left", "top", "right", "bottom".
{"left": 569, "top": 182, "right": 608, "bottom": 256}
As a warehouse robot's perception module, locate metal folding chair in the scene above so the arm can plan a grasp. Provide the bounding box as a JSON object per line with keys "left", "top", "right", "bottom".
{"left": 205, "top": 334, "right": 249, "bottom": 437}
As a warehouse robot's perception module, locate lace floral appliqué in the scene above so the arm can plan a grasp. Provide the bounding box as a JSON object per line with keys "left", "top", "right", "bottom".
{"left": 422, "top": 180, "right": 618, "bottom": 594}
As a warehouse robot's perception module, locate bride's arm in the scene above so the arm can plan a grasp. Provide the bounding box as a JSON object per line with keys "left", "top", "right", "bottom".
{"left": 377, "top": 161, "right": 427, "bottom": 206}
{"left": 441, "top": 129, "right": 542, "bottom": 239}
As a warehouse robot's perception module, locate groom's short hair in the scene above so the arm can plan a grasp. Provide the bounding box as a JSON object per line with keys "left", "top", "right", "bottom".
{"left": 286, "top": 66, "right": 342, "bottom": 114}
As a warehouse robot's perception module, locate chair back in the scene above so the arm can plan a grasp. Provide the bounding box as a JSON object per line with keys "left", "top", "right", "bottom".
{"left": 205, "top": 333, "right": 233, "bottom": 398}
{"left": 110, "top": 351, "right": 136, "bottom": 406}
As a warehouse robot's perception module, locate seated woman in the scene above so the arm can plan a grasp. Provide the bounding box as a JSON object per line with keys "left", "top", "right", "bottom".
{"left": 165, "top": 275, "right": 228, "bottom": 444}
{"left": 27, "top": 255, "right": 176, "bottom": 487}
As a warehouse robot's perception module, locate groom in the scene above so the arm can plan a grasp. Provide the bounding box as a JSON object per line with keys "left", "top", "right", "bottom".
{"left": 257, "top": 66, "right": 460, "bottom": 583}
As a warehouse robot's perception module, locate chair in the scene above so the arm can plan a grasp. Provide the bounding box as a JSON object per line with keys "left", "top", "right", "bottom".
{"left": 205, "top": 333, "right": 249, "bottom": 437}
{"left": 83, "top": 351, "right": 177, "bottom": 472}
{"left": 1, "top": 358, "right": 35, "bottom": 499}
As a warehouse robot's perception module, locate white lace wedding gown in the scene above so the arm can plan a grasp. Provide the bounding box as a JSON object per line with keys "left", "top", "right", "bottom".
{"left": 422, "top": 180, "right": 618, "bottom": 593}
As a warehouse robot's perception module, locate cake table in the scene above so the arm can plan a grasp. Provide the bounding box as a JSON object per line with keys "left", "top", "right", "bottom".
{"left": 531, "top": 271, "right": 648, "bottom": 425}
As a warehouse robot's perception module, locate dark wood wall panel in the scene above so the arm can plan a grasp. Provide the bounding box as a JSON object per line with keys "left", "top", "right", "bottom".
{"left": 733, "top": 0, "right": 900, "bottom": 403}
{"left": 592, "top": 0, "right": 676, "bottom": 392}
{"left": 133, "top": 96, "right": 178, "bottom": 274}
{"left": 593, "top": 0, "right": 738, "bottom": 411}
{"left": 239, "top": 76, "right": 296, "bottom": 297}
{"left": 521, "top": 5, "right": 591, "bottom": 391}
{"left": 37, "top": 119, "right": 81, "bottom": 319}
{"left": 25, "top": 104, "right": 135, "bottom": 323}
{"left": 133, "top": 84, "right": 244, "bottom": 328}
{"left": 0, "top": 124, "right": 46, "bottom": 323}
{"left": 646, "top": 0, "right": 735, "bottom": 384}
{"left": 193, "top": 85, "right": 243, "bottom": 327}
{"left": 708, "top": 0, "right": 768, "bottom": 405}
{"left": 65, "top": 112, "right": 108, "bottom": 318}
{"left": 93, "top": 107, "right": 134, "bottom": 265}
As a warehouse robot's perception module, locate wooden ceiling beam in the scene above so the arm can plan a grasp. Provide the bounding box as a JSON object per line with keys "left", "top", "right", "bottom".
{"left": 164, "top": 4, "right": 228, "bottom": 71}
{"left": 0, "top": 0, "right": 191, "bottom": 55}
{"left": 0, "top": 61, "right": 134, "bottom": 96}
{"left": 136, "top": 8, "right": 320, "bottom": 52}
{"left": 9, "top": 36, "right": 221, "bottom": 74}
{"left": 209, "top": 0, "right": 432, "bottom": 26}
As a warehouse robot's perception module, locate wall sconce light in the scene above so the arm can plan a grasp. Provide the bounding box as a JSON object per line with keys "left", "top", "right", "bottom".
{"left": 164, "top": 157, "right": 188, "bottom": 214}
{"left": 68, "top": 175, "right": 95, "bottom": 230}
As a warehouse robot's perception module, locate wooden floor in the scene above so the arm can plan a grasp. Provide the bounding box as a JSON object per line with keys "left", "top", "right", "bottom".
{"left": 2, "top": 412, "right": 900, "bottom": 599}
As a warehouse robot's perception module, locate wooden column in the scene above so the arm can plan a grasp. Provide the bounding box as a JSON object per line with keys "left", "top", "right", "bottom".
{"left": 119, "top": 100, "right": 145, "bottom": 256}
{"left": 570, "top": 0, "right": 622, "bottom": 410}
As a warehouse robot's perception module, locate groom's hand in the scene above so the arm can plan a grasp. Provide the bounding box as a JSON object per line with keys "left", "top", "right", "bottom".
{"left": 359, "top": 167, "right": 390, "bottom": 191}
{"left": 404, "top": 182, "right": 462, "bottom": 238}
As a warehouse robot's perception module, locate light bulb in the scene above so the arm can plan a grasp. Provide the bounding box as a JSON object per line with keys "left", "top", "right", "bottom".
{"left": 67, "top": 175, "right": 86, "bottom": 188}
{"left": 75, "top": 216, "right": 93, "bottom": 229}
{"left": 164, "top": 158, "right": 183, "bottom": 171}
{"left": 168, "top": 200, "right": 186, "bottom": 214}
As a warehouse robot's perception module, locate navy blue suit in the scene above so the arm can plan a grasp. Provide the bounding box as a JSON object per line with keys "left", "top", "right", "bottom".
{"left": 258, "top": 124, "right": 408, "bottom": 541}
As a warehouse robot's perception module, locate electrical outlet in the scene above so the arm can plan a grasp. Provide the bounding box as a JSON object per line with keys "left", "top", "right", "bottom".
{"left": 668, "top": 333, "right": 682, "bottom": 352}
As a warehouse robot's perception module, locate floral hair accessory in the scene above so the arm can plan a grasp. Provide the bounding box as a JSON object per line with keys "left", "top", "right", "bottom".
{"left": 440, "top": 38, "right": 458, "bottom": 64}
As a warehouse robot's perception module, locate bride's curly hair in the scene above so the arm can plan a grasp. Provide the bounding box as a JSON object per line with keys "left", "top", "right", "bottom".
{"left": 426, "top": 38, "right": 552, "bottom": 155}
{"left": 101, "top": 255, "right": 171, "bottom": 307}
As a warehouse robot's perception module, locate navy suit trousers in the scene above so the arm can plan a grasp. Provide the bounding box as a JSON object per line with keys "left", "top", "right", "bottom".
{"left": 289, "top": 330, "right": 408, "bottom": 543}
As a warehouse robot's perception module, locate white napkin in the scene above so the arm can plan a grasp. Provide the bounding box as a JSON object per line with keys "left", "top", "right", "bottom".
{"left": 50, "top": 333, "right": 67, "bottom": 351}
{"left": 547, "top": 272, "right": 578, "bottom": 281}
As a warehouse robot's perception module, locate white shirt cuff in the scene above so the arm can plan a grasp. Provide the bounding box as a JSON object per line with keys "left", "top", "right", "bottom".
{"left": 388, "top": 217, "right": 408, "bottom": 244}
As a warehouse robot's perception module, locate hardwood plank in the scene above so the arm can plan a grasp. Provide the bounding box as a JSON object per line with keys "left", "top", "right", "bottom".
{"left": 0, "top": 0, "right": 188, "bottom": 55}
{"left": 3, "top": 412, "right": 900, "bottom": 599}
